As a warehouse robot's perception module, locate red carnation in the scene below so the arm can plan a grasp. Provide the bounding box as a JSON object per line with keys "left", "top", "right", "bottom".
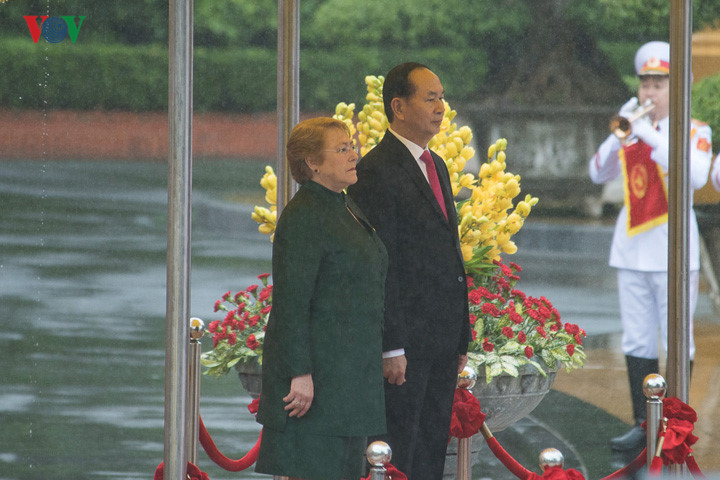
{"left": 228, "top": 332, "right": 237, "bottom": 346}
{"left": 574, "top": 333, "right": 583, "bottom": 345}
{"left": 524, "top": 346, "right": 534, "bottom": 359}
{"left": 471, "top": 329, "right": 477, "bottom": 341}
{"left": 517, "top": 331, "right": 526, "bottom": 344}
{"left": 499, "top": 262, "right": 513, "bottom": 276}
{"left": 261, "top": 305, "right": 272, "bottom": 315}
{"left": 509, "top": 262, "right": 522, "bottom": 272}
{"left": 246, "top": 334, "right": 259, "bottom": 350}
{"left": 246, "top": 284, "right": 259, "bottom": 295}
{"left": 536, "top": 326, "right": 547, "bottom": 338}
{"left": 213, "top": 300, "right": 223, "bottom": 312}
{"left": 468, "top": 289, "right": 484, "bottom": 305}
{"left": 566, "top": 344, "right": 575, "bottom": 356}
{"left": 482, "top": 338, "right": 494, "bottom": 352}
{"left": 481, "top": 303, "right": 501, "bottom": 317}
{"left": 466, "top": 276, "right": 475, "bottom": 288}
{"left": 502, "top": 326, "right": 514, "bottom": 339}
{"left": 248, "top": 315, "right": 261, "bottom": 327}
{"left": 222, "top": 291, "right": 232, "bottom": 301}
{"left": 258, "top": 273, "right": 271, "bottom": 280}
{"left": 469, "top": 313, "right": 477, "bottom": 325}
{"left": 259, "top": 288, "right": 272, "bottom": 302}
{"left": 508, "top": 311, "right": 523, "bottom": 324}
{"left": 208, "top": 320, "right": 220, "bottom": 333}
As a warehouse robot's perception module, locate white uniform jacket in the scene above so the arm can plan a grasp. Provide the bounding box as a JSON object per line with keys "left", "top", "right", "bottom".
{"left": 589, "top": 117, "right": 712, "bottom": 272}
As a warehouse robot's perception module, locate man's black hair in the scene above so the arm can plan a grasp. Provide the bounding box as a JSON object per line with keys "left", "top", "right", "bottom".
{"left": 383, "top": 62, "right": 430, "bottom": 124}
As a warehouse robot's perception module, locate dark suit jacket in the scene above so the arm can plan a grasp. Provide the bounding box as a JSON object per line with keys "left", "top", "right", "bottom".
{"left": 347, "top": 131, "right": 470, "bottom": 360}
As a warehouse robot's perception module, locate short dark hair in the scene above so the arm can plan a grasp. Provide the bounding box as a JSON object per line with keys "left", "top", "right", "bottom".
{"left": 383, "top": 62, "right": 430, "bottom": 123}
{"left": 286, "top": 117, "right": 350, "bottom": 184}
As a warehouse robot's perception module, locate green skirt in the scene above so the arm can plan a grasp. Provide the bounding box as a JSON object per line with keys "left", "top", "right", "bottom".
{"left": 255, "top": 421, "right": 367, "bottom": 480}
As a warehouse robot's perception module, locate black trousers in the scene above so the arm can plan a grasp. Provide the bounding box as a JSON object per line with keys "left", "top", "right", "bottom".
{"left": 372, "top": 354, "right": 458, "bottom": 480}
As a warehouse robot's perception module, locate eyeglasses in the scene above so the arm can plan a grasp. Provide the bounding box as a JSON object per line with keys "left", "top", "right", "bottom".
{"left": 323, "top": 143, "right": 359, "bottom": 155}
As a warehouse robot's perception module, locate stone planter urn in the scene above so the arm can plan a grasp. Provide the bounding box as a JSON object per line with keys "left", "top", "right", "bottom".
{"left": 470, "top": 362, "right": 558, "bottom": 432}
{"left": 235, "top": 362, "right": 262, "bottom": 399}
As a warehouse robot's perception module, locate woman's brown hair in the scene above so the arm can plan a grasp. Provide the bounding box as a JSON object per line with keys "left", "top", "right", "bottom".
{"left": 287, "top": 117, "right": 351, "bottom": 184}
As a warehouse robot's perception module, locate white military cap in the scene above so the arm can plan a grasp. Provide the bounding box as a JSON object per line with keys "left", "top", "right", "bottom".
{"left": 634, "top": 41, "right": 670, "bottom": 76}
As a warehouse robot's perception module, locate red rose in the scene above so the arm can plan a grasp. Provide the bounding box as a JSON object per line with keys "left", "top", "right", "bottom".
{"left": 482, "top": 338, "right": 494, "bottom": 352}
{"left": 566, "top": 344, "right": 575, "bottom": 356}
{"left": 501, "top": 326, "right": 514, "bottom": 339}
{"left": 524, "top": 346, "right": 534, "bottom": 359}
{"left": 246, "top": 334, "right": 259, "bottom": 350}
{"left": 517, "top": 331, "right": 526, "bottom": 344}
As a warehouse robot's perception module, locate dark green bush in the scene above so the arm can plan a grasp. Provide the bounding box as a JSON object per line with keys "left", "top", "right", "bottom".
{"left": 692, "top": 74, "right": 720, "bottom": 154}
{"left": 0, "top": 39, "right": 488, "bottom": 113}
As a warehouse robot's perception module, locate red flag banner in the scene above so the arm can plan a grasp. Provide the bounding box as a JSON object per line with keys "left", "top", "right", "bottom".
{"left": 619, "top": 140, "right": 668, "bottom": 237}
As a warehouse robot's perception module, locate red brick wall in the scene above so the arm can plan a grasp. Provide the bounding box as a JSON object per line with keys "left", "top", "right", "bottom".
{"left": 0, "top": 109, "right": 278, "bottom": 161}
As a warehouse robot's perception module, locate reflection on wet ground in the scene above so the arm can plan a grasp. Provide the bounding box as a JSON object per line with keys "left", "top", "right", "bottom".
{"left": 0, "top": 160, "right": 717, "bottom": 479}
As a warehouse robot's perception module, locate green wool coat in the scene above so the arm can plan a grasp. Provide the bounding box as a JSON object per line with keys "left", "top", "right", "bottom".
{"left": 256, "top": 180, "right": 388, "bottom": 437}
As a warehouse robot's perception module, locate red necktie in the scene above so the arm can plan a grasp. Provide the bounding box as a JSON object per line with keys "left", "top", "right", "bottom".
{"left": 420, "top": 150, "right": 448, "bottom": 221}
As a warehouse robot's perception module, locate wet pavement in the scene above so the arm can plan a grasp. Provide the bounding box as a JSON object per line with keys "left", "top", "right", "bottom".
{"left": 1, "top": 159, "right": 718, "bottom": 480}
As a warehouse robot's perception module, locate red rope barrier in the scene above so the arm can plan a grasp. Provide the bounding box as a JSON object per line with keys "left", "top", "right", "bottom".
{"left": 199, "top": 415, "right": 262, "bottom": 472}
{"left": 687, "top": 456, "right": 707, "bottom": 480}
{"left": 484, "top": 435, "right": 539, "bottom": 480}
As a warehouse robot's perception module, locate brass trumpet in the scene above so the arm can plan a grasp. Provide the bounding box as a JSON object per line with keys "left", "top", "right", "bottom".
{"left": 609, "top": 99, "right": 655, "bottom": 140}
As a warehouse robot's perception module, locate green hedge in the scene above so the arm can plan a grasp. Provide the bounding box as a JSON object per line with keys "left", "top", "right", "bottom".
{"left": 0, "top": 38, "right": 488, "bottom": 113}
{"left": 692, "top": 74, "right": 720, "bottom": 154}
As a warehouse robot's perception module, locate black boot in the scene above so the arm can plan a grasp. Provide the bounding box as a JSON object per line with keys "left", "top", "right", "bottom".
{"left": 610, "top": 356, "right": 659, "bottom": 451}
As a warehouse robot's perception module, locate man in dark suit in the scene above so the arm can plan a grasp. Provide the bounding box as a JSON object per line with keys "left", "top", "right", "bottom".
{"left": 347, "top": 62, "right": 470, "bottom": 480}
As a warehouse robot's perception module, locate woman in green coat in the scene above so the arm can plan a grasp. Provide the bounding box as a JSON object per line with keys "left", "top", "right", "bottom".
{"left": 255, "top": 117, "right": 388, "bottom": 480}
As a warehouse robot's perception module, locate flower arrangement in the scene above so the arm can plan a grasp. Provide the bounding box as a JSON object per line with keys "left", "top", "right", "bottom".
{"left": 203, "top": 74, "right": 585, "bottom": 384}
{"left": 200, "top": 273, "right": 272, "bottom": 377}
{"left": 467, "top": 260, "right": 586, "bottom": 382}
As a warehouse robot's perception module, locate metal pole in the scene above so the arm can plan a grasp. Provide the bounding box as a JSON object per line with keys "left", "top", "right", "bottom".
{"left": 186, "top": 318, "right": 205, "bottom": 466}
{"left": 276, "top": 0, "right": 300, "bottom": 213}
{"left": 667, "top": 0, "right": 692, "bottom": 404}
{"left": 165, "top": 0, "right": 193, "bottom": 478}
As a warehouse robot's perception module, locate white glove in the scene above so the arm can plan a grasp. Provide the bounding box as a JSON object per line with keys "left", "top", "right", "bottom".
{"left": 631, "top": 115, "right": 663, "bottom": 150}
{"left": 618, "top": 97, "right": 639, "bottom": 119}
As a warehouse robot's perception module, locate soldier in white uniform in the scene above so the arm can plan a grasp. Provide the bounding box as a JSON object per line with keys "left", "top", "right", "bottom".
{"left": 589, "top": 41, "right": 713, "bottom": 452}
{"left": 711, "top": 153, "right": 720, "bottom": 191}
